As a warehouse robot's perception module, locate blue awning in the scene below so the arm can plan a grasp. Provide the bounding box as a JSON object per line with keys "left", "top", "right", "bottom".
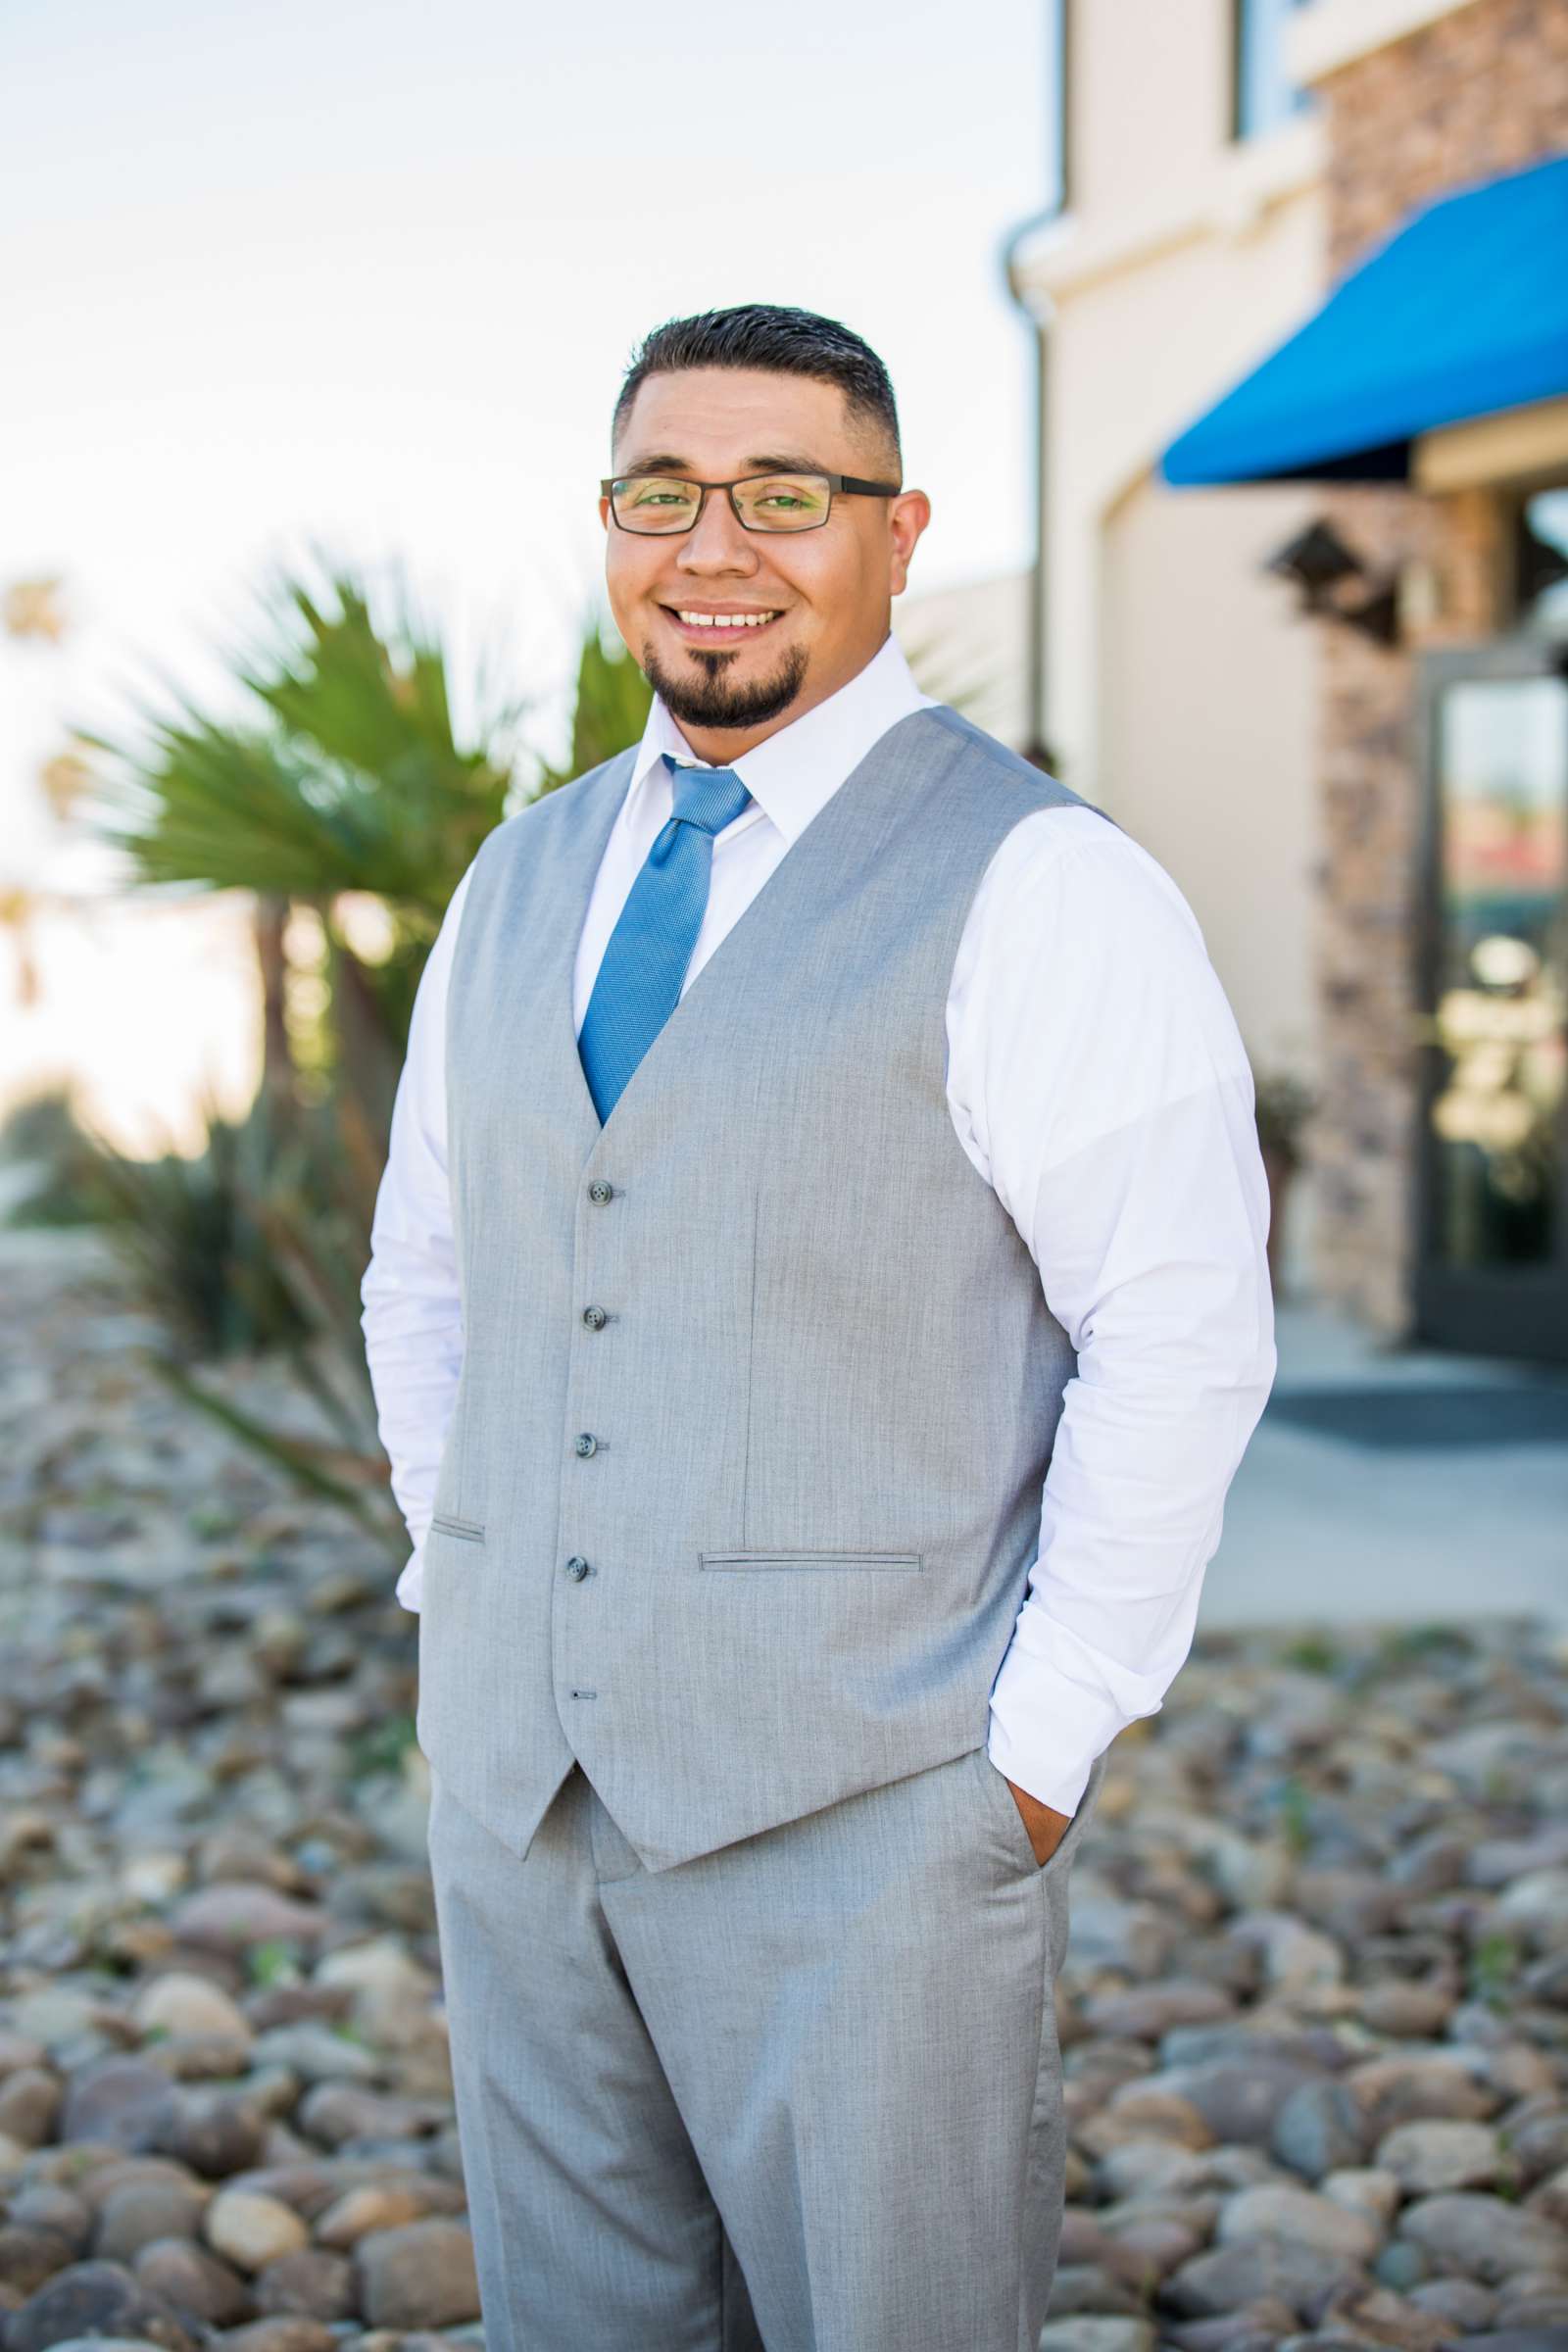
{"left": 1159, "top": 149, "right": 1568, "bottom": 486}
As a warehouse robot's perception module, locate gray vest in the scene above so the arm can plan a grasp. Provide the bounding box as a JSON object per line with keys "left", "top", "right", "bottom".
{"left": 417, "top": 703, "right": 1113, "bottom": 1873}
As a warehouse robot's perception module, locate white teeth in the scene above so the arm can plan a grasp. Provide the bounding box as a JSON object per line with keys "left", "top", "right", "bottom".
{"left": 676, "top": 611, "right": 777, "bottom": 628}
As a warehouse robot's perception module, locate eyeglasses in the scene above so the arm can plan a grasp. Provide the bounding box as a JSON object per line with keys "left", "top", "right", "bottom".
{"left": 600, "top": 470, "right": 902, "bottom": 535}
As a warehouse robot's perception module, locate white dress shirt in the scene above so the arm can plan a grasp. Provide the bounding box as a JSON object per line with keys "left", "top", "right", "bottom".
{"left": 361, "top": 630, "right": 1277, "bottom": 1816}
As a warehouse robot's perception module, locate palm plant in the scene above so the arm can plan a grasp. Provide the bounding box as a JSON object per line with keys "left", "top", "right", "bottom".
{"left": 29, "top": 556, "right": 654, "bottom": 1546}
{"left": 538, "top": 599, "right": 655, "bottom": 791}
{"left": 81, "top": 555, "right": 525, "bottom": 1089}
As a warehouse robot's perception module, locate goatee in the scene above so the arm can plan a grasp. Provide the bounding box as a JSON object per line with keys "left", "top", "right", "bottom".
{"left": 641, "top": 639, "right": 808, "bottom": 734}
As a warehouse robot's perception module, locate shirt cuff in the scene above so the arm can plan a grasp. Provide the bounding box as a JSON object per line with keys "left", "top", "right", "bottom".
{"left": 986, "top": 1627, "right": 1130, "bottom": 1816}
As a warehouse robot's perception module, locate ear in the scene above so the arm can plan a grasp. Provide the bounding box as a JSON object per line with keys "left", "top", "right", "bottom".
{"left": 887, "top": 488, "right": 932, "bottom": 594}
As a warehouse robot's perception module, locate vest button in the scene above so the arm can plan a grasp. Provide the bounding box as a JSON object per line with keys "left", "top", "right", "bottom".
{"left": 588, "top": 1179, "right": 614, "bottom": 1203}
{"left": 564, "top": 1556, "right": 592, "bottom": 1582}
{"left": 574, "top": 1432, "right": 598, "bottom": 1457}
{"left": 582, "top": 1305, "right": 608, "bottom": 1330}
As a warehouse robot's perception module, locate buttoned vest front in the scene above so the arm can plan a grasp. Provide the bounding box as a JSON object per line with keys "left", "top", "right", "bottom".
{"left": 417, "top": 702, "right": 1113, "bottom": 1873}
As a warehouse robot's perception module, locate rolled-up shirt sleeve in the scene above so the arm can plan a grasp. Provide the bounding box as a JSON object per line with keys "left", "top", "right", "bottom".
{"left": 948, "top": 811, "right": 1278, "bottom": 1818}
{"left": 360, "top": 863, "right": 474, "bottom": 1611}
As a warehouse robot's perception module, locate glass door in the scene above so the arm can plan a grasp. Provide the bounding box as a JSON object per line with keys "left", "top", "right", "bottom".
{"left": 1413, "top": 639, "right": 1568, "bottom": 1361}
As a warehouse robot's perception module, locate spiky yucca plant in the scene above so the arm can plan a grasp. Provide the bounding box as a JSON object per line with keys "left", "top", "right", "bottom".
{"left": 35, "top": 559, "right": 655, "bottom": 1548}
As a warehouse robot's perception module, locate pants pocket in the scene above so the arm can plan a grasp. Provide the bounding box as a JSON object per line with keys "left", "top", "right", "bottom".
{"left": 974, "top": 1744, "right": 1107, "bottom": 1880}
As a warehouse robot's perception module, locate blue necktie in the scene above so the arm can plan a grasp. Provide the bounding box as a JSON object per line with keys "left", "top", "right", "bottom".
{"left": 577, "top": 751, "right": 754, "bottom": 1123}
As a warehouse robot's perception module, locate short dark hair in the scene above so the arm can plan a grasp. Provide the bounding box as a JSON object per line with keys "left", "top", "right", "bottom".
{"left": 612, "top": 302, "right": 902, "bottom": 477}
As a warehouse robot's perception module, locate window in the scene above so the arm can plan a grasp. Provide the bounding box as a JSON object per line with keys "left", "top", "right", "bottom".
{"left": 1413, "top": 641, "right": 1568, "bottom": 1360}
{"left": 1513, "top": 485, "right": 1568, "bottom": 639}
{"left": 1233, "top": 0, "right": 1316, "bottom": 141}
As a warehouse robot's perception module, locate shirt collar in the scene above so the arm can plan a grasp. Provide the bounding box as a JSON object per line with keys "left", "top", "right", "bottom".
{"left": 625, "top": 630, "right": 936, "bottom": 847}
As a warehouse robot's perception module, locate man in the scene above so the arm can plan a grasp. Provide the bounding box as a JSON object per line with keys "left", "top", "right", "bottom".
{"left": 361, "top": 301, "right": 1276, "bottom": 2352}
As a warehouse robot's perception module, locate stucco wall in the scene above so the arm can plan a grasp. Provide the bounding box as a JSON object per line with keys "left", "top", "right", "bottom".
{"left": 1010, "top": 0, "right": 1330, "bottom": 1294}
{"left": 1098, "top": 472, "right": 1323, "bottom": 1085}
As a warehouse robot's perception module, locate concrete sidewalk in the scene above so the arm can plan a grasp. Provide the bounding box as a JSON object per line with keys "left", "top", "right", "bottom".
{"left": 1200, "top": 1295, "right": 1568, "bottom": 1631}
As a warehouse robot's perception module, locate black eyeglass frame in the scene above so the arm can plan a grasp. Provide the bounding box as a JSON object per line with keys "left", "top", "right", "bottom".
{"left": 600, "top": 470, "right": 904, "bottom": 534}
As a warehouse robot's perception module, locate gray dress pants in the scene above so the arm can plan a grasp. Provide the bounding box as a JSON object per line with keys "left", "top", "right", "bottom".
{"left": 424, "top": 1739, "right": 1107, "bottom": 2352}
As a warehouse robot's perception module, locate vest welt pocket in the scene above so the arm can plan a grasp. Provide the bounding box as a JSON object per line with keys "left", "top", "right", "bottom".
{"left": 699, "top": 1549, "right": 923, "bottom": 1573}
{"left": 429, "top": 1513, "right": 486, "bottom": 1545}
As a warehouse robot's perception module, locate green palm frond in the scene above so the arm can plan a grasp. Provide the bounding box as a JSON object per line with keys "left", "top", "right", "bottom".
{"left": 77, "top": 553, "right": 517, "bottom": 926}
{"left": 537, "top": 601, "right": 653, "bottom": 794}
{"left": 41, "top": 564, "right": 655, "bottom": 1531}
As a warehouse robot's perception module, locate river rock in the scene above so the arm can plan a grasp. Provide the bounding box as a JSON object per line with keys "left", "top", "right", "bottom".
{"left": 1404, "top": 2274, "right": 1497, "bottom": 2329}
{"left": 245, "top": 2025, "right": 382, "bottom": 2085}
{"left": 0, "top": 2069, "right": 63, "bottom": 2147}
{"left": 0, "top": 2221, "right": 77, "bottom": 2297}
{"left": 1375, "top": 2120, "right": 1508, "bottom": 2194}
{"left": 1396, "top": 2193, "right": 1568, "bottom": 2285}
{"left": 1509, "top": 2112, "right": 1568, "bottom": 2188}
{"left": 1357, "top": 1984, "right": 1455, "bottom": 2038}
{"left": 202, "top": 2189, "right": 311, "bottom": 2273}
{"left": 213, "top": 2322, "right": 338, "bottom": 2352}
{"left": 352, "top": 2219, "right": 480, "bottom": 2330}
{"left": 1496, "top": 1870, "right": 1568, "bottom": 1948}
{"left": 1038, "top": 2323, "right": 1157, "bottom": 2352}
{"left": 3, "top": 2259, "right": 197, "bottom": 2352}
{"left": 58, "top": 2060, "right": 183, "bottom": 2154}
{"left": 1320, "top": 2169, "right": 1401, "bottom": 2230}
{"left": 130, "top": 1975, "right": 252, "bottom": 2046}
{"left": 251, "top": 2247, "right": 356, "bottom": 2320}
{"left": 1130, "top": 2061, "right": 1326, "bottom": 2148}
{"left": 1215, "top": 2183, "right": 1382, "bottom": 2262}
{"left": 167, "top": 1886, "right": 328, "bottom": 1954}
{"left": 1226, "top": 1911, "right": 1347, "bottom": 1993}
{"left": 131, "top": 2235, "right": 257, "bottom": 2326}
{"left": 92, "top": 2181, "right": 209, "bottom": 2263}
{"left": 1083, "top": 1984, "right": 1238, "bottom": 2041}
{"left": 155, "top": 2088, "right": 269, "bottom": 2180}
{"left": 312, "top": 2184, "right": 440, "bottom": 2248}
{"left": 7, "top": 2186, "right": 94, "bottom": 2257}
{"left": 294, "top": 2084, "right": 430, "bottom": 2148}
{"left": 1160, "top": 2235, "right": 1371, "bottom": 2321}
{"left": 1348, "top": 2053, "right": 1498, "bottom": 2134}
{"left": 1272, "top": 2079, "right": 1369, "bottom": 2179}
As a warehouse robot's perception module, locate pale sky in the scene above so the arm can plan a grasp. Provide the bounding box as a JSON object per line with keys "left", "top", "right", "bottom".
{"left": 3, "top": 0, "right": 1054, "bottom": 889}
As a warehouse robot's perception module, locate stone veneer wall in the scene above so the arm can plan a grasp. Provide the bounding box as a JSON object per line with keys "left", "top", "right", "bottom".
{"left": 1304, "top": 0, "right": 1568, "bottom": 1332}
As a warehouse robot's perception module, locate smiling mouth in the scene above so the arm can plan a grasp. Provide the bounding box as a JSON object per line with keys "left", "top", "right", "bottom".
{"left": 662, "top": 607, "right": 784, "bottom": 646}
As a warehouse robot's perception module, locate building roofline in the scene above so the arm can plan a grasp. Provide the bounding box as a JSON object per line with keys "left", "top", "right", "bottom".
{"left": 1286, "top": 0, "right": 1484, "bottom": 88}
{"left": 1009, "top": 111, "right": 1324, "bottom": 307}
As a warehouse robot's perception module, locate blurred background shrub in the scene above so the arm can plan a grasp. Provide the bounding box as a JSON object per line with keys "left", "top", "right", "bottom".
{"left": 4, "top": 561, "right": 656, "bottom": 1544}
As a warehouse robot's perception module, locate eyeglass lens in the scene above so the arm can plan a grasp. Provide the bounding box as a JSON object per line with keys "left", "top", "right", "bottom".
{"left": 612, "top": 474, "right": 831, "bottom": 532}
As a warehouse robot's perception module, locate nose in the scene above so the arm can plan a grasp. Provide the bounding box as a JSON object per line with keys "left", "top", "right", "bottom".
{"left": 675, "top": 490, "right": 760, "bottom": 575}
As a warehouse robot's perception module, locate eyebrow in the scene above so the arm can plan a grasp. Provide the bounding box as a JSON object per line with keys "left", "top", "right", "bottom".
{"left": 613, "top": 452, "right": 834, "bottom": 477}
